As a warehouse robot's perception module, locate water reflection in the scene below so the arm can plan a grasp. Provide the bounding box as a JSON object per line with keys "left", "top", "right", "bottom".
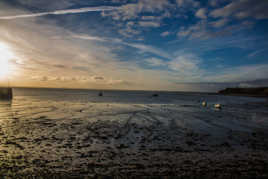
{"left": 0, "top": 101, "right": 12, "bottom": 115}
{"left": 0, "top": 100, "right": 12, "bottom": 107}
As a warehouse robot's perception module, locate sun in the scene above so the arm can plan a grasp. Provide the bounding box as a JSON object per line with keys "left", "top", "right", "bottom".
{"left": 0, "top": 42, "right": 14, "bottom": 78}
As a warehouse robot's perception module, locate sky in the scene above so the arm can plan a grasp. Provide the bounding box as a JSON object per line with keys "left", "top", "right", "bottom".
{"left": 0, "top": 0, "right": 268, "bottom": 92}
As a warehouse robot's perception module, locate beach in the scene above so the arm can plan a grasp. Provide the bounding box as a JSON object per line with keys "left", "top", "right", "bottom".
{"left": 0, "top": 88, "right": 268, "bottom": 178}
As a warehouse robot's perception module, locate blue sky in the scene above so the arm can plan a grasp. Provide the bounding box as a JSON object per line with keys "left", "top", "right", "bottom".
{"left": 0, "top": 0, "right": 268, "bottom": 91}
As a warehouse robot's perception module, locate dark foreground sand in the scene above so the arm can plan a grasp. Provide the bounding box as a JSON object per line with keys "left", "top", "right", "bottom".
{"left": 0, "top": 98, "right": 268, "bottom": 178}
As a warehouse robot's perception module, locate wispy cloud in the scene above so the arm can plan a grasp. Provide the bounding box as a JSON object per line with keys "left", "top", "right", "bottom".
{"left": 138, "top": 21, "right": 161, "bottom": 27}
{"left": 247, "top": 49, "right": 267, "bottom": 58}
{"left": 72, "top": 34, "right": 107, "bottom": 42}
{"left": 161, "top": 31, "right": 171, "bottom": 37}
{"left": 210, "top": 0, "right": 268, "bottom": 20}
{"left": 73, "top": 34, "right": 172, "bottom": 59}
{"left": 195, "top": 8, "right": 207, "bottom": 19}
{"left": 0, "top": 6, "right": 120, "bottom": 20}
{"left": 204, "top": 64, "right": 268, "bottom": 82}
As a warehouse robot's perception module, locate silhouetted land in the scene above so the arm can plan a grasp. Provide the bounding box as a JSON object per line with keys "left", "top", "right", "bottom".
{"left": 219, "top": 87, "right": 268, "bottom": 97}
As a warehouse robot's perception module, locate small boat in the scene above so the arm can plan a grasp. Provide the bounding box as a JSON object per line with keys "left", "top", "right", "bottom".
{"left": 152, "top": 93, "right": 159, "bottom": 97}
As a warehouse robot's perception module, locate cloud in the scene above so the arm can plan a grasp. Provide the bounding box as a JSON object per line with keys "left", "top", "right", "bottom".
{"left": 209, "top": 0, "right": 228, "bottom": 7}
{"left": 177, "top": 18, "right": 253, "bottom": 40}
{"left": 107, "top": 79, "right": 130, "bottom": 85}
{"left": 145, "top": 53, "right": 203, "bottom": 82}
{"left": 247, "top": 49, "right": 267, "bottom": 58}
{"left": 41, "top": 76, "right": 48, "bottom": 81}
{"left": 161, "top": 31, "right": 171, "bottom": 37}
{"left": 210, "top": 0, "right": 268, "bottom": 19}
{"left": 72, "top": 66, "right": 90, "bottom": 72}
{"left": 93, "top": 76, "right": 105, "bottom": 80}
{"left": 0, "top": 6, "right": 120, "bottom": 20}
{"left": 30, "top": 74, "right": 131, "bottom": 87}
{"left": 73, "top": 34, "right": 172, "bottom": 59}
{"left": 118, "top": 25, "right": 141, "bottom": 37}
{"left": 145, "top": 58, "right": 166, "bottom": 67}
{"left": 195, "top": 8, "right": 207, "bottom": 19}
{"left": 53, "top": 64, "right": 66, "bottom": 68}
{"left": 72, "top": 34, "right": 106, "bottom": 42}
{"left": 210, "top": 18, "right": 229, "bottom": 28}
{"left": 138, "top": 21, "right": 161, "bottom": 27}
{"left": 101, "top": 0, "right": 172, "bottom": 37}
{"left": 177, "top": 21, "right": 209, "bottom": 39}
{"left": 177, "top": 27, "right": 192, "bottom": 37}
{"left": 124, "top": 42, "right": 172, "bottom": 59}
{"left": 141, "top": 16, "right": 156, "bottom": 20}
{"left": 204, "top": 64, "right": 268, "bottom": 82}
{"left": 176, "top": 0, "right": 200, "bottom": 8}
{"left": 102, "top": 0, "right": 171, "bottom": 21}
{"left": 167, "top": 54, "right": 201, "bottom": 75}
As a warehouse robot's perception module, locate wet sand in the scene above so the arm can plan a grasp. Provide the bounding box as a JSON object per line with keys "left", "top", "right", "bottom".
{"left": 0, "top": 93, "right": 268, "bottom": 178}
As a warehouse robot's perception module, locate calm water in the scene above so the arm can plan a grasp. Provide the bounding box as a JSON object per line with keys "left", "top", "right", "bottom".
{"left": 1, "top": 88, "right": 268, "bottom": 127}
{"left": 11, "top": 87, "right": 268, "bottom": 104}
{"left": 1, "top": 87, "right": 268, "bottom": 133}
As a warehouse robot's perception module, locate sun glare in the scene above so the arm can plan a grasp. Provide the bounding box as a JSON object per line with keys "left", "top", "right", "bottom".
{"left": 0, "top": 42, "right": 14, "bottom": 78}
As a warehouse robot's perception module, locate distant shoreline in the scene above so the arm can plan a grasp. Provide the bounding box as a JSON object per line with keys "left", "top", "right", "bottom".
{"left": 218, "top": 87, "right": 268, "bottom": 98}
{"left": 2, "top": 86, "right": 268, "bottom": 98}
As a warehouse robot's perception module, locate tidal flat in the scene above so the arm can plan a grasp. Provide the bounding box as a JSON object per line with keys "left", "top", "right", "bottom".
{"left": 0, "top": 88, "right": 268, "bottom": 178}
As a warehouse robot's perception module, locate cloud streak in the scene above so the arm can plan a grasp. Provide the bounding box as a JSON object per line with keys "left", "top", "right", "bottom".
{"left": 73, "top": 34, "right": 172, "bottom": 59}
{"left": 0, "top": 6, "right": 120, "bottom": 20}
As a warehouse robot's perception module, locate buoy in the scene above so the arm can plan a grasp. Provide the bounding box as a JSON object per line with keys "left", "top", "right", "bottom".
{"left": 202, "top": 101, "right": 207, "bottom": 107}
{"left": 214, "top": 103, "right": 221, "bottom": 109}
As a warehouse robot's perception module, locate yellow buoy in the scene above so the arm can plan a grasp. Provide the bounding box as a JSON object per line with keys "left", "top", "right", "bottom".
{"left": 202, "top": 101, "right": 207, "bottom": 107}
